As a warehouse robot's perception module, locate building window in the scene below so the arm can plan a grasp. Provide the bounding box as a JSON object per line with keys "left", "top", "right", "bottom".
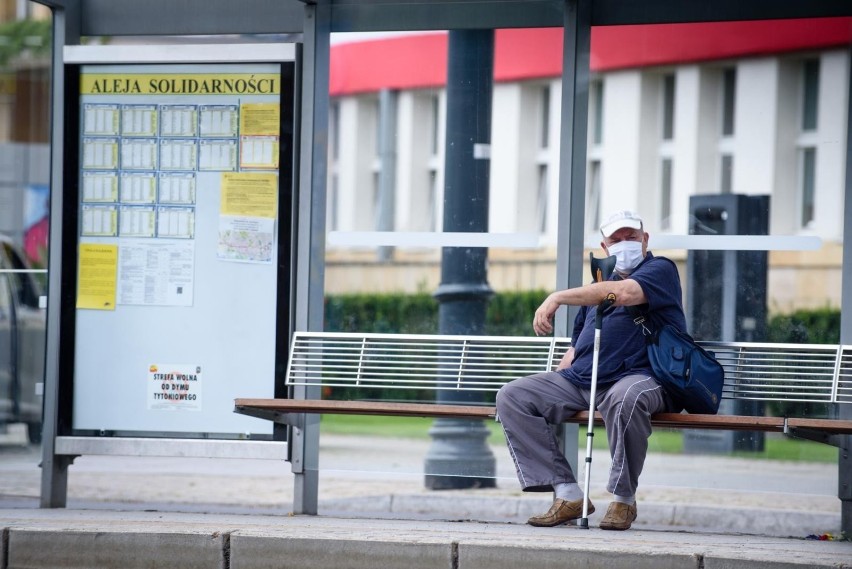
{"left": 328, "top": 101, "right": 340, "bottom": 231}
{"left": 531, "top": 83, "right": 552, "bottom": 235}
{"left": 586, "top": 160, "right": 602, "bottom": 234}
{"left": 720, "top": 154, "right": 734, "bottom": 194}
{"left": 367, "top": 97, "right": 381, "bottom": 230}
{"left": 802, "top": 59, "right": 819, "bottom": 131}
{"left": 536, "top": 164, "right": 549, "bottom": 233}
{"left": 540, "top": 85, "right": 551, "bottom": 149}
{"left": 587, "top": 79, "right": 603, "bottom": 235}
{"left": 430, "top": 94, "right": 441, "bottom": 156}
{"left": 797, "top": 58, "right": 819, "bottom": 229}
{"left": 718, "top": 68, "right": 736, "bottom": 193}
{"left": 591, "top": 79, "right": 604, "bottom": 145}
{"left": 329, "top": 176, "right": 339, "bottom": 232}
{"left": 662, "top": 74, "right": 675, "bottom": 140}
{"left": 658, "top": 74, "right": 675, "bottom": 228}
{"left": 428, "top": 171, "right": 439, "bottom": 231}
{"left": 330, "top": 101, "right": 340, "bottom": 161}
{"left": 722, "top": 67, "right": 736, "bottom": 137}
{"left": 800, "top": 148, "right": 816, "bottom": 227}
{"left": 427, "top": 93, "right": 441, "bottom": 231}
{"left": 372, "top": 171, "right": 381, "bottom": 229}
{"left": 660, "top": 158, "right": 673, "bottom": 229}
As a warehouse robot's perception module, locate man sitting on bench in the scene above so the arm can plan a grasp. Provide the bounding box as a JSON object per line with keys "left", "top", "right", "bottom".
{"left": 495, "top": 210, "right": 687, "bottom": 530}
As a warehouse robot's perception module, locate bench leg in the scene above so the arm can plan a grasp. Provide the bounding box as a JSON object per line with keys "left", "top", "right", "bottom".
{"left": 294, "top": 468, "right": 319, "bottom": 515}
{"left": 290, "top": 414, "right": 320, "bottom": 515}
{"left": 840, "top": 433, "right": 851, "bottom": 536}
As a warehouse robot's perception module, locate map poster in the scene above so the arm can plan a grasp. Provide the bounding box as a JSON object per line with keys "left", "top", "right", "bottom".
{"left": 217, "top": 172, "right": 277, "bottom": 263}
{"left": 217, "top": 216, "right": 274, "bottom": 263}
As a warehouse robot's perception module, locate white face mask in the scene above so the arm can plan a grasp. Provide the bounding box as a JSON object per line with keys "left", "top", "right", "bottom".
{"left": 607, "top": 240, "right": 644, "bottom": 274}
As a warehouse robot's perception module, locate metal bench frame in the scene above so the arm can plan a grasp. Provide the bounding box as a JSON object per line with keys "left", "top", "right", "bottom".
{"left": 234, "top": 331, "right": 852, "bottom": 515}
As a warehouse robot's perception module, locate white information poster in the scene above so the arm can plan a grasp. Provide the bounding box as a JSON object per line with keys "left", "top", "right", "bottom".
{"left": 117, "top": 240, "right": 194, "bottom": 306}
{"left": 73, "top": 60, "right": 289, "bottom": 437}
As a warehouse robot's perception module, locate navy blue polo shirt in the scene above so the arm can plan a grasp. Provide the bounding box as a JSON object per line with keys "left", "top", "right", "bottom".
{"left": 559, "top": 252, "right": 687, "bottom": 389}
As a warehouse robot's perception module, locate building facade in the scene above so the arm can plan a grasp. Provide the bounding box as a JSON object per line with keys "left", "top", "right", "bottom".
{"left": 325, "top": 20, "right": 852, "bottom": 313}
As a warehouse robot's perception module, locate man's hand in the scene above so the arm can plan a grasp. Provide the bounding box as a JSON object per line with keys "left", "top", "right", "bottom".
{"left": 556, "top": 348, "right": 575, "bottom": 370}
{"left": 533, "top": 294, "right": 559, "bottom": 336}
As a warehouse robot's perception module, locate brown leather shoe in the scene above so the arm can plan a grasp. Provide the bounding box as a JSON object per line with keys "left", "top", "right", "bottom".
{"left": 599, "top": 501, "right": 637, "bottom": 530}
{"left": 527, "top": 498, "right": 595, "bottom": 527}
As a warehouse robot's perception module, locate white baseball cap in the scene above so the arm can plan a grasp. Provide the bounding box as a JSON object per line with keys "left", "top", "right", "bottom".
{"left": 600, "top": 210, "right": 643, "bottom": 238}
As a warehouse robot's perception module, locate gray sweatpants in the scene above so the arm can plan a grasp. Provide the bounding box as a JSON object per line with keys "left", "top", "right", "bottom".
{"left": 495, "top": 372, "right": 669, "bottom": 498}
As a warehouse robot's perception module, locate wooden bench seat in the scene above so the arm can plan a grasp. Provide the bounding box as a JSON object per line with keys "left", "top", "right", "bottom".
{"left": 234, "top": 398, "right": 852, "bottom": 437}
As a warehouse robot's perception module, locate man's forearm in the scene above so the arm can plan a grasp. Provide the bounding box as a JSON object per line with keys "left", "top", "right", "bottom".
{"left": 549, "top": 280, "right": 643, "bottom": 307}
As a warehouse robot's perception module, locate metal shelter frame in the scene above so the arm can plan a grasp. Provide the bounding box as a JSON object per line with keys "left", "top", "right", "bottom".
{"left": 31, "top": 0, "right": 852, "bottom": 533}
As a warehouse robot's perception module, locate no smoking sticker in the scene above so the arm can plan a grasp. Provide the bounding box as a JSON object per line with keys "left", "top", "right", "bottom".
{"left": 148, "top": 363, "right": 202, "bottom": 411}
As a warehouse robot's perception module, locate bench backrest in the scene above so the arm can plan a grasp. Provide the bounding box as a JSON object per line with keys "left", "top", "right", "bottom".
{"left": 286, "top": 332, "right": 852, "bottom": 405}
{"left": 702, "top": 341, "right": 851, "bottom": 404}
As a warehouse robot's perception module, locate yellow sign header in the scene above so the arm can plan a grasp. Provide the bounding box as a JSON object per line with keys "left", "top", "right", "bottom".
{"left": 81, "top": 73, "right": 280, "bottom": 96}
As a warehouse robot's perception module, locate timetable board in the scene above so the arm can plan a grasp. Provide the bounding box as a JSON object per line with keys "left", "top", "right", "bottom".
{"left": 70, "top": 61, "right": 293, "bottom": 438}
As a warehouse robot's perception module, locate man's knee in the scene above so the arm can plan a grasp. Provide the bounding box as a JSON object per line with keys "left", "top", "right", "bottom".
{"left": 495, "top": 381, "right": 516, "bottom": 414}
{"left": 496, "top": 377, "right": 535, "bottom": 417}
{"left": 604, "top": 376, "right": 663, "bottom": 415}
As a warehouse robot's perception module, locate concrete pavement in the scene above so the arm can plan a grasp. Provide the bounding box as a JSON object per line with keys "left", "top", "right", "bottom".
{"left": 2, "top": 507, "right": 851, "bottom": 569}
{"left": 1, "top": 424, "right": 850, "bottom": 568}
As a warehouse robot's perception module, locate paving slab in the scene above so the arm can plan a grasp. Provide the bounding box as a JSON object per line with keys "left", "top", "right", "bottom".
{"left": 1, "top": 509, "right": 850, "bottom": 569}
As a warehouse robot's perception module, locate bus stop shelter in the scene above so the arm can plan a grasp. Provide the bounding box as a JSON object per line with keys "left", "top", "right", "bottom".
{"left": 32, "top": 0, "right": 852, "bottom": 534}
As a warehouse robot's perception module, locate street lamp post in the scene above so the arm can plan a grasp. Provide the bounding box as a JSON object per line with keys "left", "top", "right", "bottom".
{"left": 424, "top": 29, "right": 497, "bottom": 490}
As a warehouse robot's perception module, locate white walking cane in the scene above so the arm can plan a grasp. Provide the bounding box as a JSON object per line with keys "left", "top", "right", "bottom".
{"left": 579, "top": 253, "right": 616, "bottom": 529}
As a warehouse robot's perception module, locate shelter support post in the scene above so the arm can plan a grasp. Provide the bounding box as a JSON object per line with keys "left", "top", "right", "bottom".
{"left": 839, "top": 43, "right": 852, "bottom": 536}
{"left": 40, "top": 1, "right": 80, "bottom": 509}
{"left": 554, "top": 0, "right": 592, "bottom": 473}
{"left": 290, "top": 1, "right": 331, "bottom": 515}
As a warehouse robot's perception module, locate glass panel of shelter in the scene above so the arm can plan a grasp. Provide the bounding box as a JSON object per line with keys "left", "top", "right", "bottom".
{"left": 320, "top": 18, "right": 844, "bottom": 496}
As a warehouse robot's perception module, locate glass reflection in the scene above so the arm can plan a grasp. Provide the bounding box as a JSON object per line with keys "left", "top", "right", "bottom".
{"left": 0, "top": 1, "right": 50, "bottom": 450}
{"left": 322, "top": 19, "right": 847, "bottom": 495}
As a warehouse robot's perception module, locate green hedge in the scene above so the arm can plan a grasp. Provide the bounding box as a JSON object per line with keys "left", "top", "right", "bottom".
{"left": 326, "top": 291, "right": 842, "bottom": 343}
{"left": 324, "top": 290, "right": 547, "bottom": 337}
{"left": 766, "top": 307, "right": 840, "bottom": 344}
{"left": 764, "top": 307, "right": 839, "bottom": 418}
{"left": 0, "top": 19, "right": 52, "bottom": 67}
{"left": 323, "top": 290, "right": 546, "bottom": 402}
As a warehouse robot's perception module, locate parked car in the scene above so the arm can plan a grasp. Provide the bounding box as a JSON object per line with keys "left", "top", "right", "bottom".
{"left": 0, "top": 234, "right": 46, "bottom": 444}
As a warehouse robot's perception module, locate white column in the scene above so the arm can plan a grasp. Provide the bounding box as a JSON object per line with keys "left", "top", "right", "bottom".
{"left": 335, "top": 96, "right": 378, "bottom": 232}
{"left": 815, "top": 50, "right": 849, "bottom": 241}
{"left": 334, "top": 98, "right": 358, "bottom": 232}
{"left": 772, "top": 59, "right": 800, "bottom": 236}
{"left": 546, "top": 78, "right": 562, "bottom": 245}
{"left": 599, "top": 71, "right": 643, "bottom": 217}
{"left": 733, "top": 59, "right": 779, "bottom": 196}
{"left": 671, "top": 66, "right": 701, "bottom": 235}
{"left": 489, "top": 83, "right": 524, "bottom": 232}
